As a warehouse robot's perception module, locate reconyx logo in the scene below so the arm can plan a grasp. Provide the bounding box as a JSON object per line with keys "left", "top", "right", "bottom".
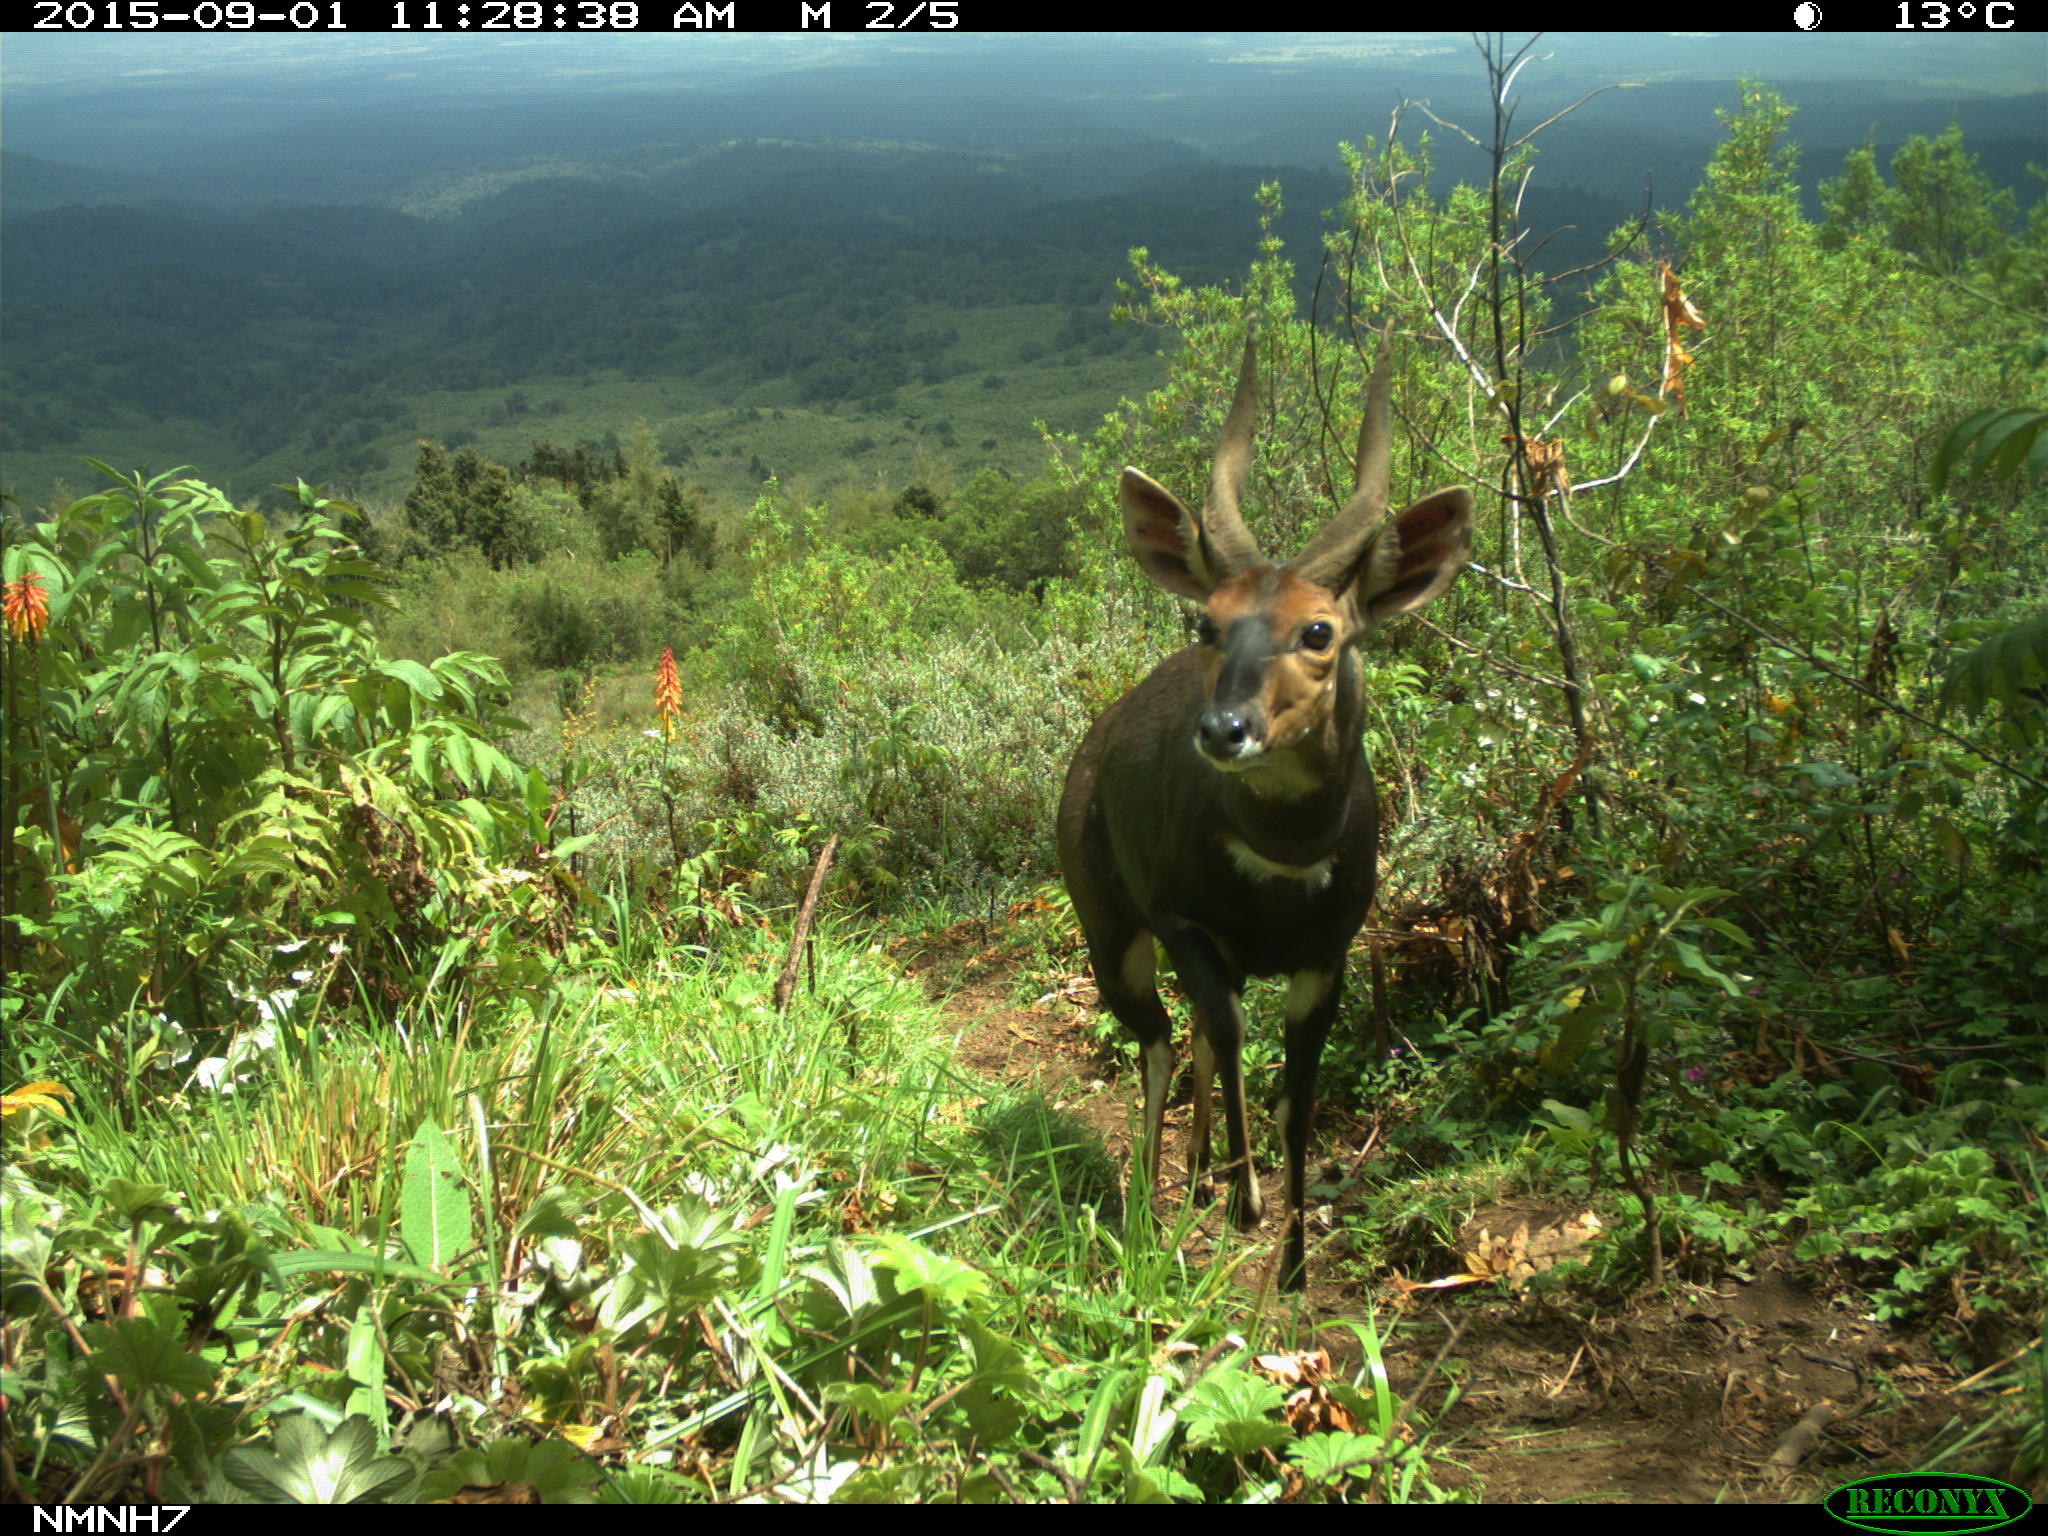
{"left": 1824, "top": 1474, "right": 2032, "bottom": 1534}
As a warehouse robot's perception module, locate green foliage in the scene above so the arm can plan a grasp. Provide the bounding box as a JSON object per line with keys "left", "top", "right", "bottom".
{"left": 3, "top": 916, "right": 1456, "bottom": 1504}
{"left": 1942, "top": 606, "right": 2048, "bottom": 723}
{"left": 932, "top": 468, "right": 1081, "bottom": 593}
{"left": 517, "top": 437, "right": 625, "bottom": 502}
{"left": 398, "top": 1120, "right": 472, "bottom": 1271}
{"left": 391, "top": 430, "right": 718, "bottom": 582}
{"left": 1522, "top": 877, "right": 1751, "bottom": 1086}
{"left": 853, "top": 469, "right": 1080, "bottom": 594}
{"left": 1934, "top": 404, "right": 2048, "bottom": 494}
{"left": 968, "top": 1092, "right": 1122, "bottom": 1219}
{"left": 224, "top": 1416, "right": 420, "bottom": 1504}
{"left": 1491, "top": 876, "right": 1752, "bottom": 1279}
{"left": 1819, "top": 122, "right": 2022, "bottom": 276}
{"left": 513, "top": 552, "right": 682, "bottom": 673}
{"left": 582, "top": 422, "right": 714, "bottom": 568}
{"left": 2, "top": 466, "right": 554, "bottom": 1081}
{"left": 401, "top": 441, "right": 540, "bottom": 569}
{"left": 412, "top": 1436, "right": 598, "bottom": 1504}
{"left": 570, "top": 481, "right": 1107, "bottom": 901}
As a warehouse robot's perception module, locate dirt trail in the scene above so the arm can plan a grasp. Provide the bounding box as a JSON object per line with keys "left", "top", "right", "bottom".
{"left": 900, "top": 927, "right": 2001, "bottom": 1505}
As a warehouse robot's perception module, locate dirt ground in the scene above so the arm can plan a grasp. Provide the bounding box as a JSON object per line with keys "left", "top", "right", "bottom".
{"left": 902, "top": 927, "right": 2010, "bottom": 1505}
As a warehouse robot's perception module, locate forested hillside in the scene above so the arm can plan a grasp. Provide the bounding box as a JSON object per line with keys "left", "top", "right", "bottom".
{"left": 6, "top": 35, "right": 2037, "bottom": 516}
{"left": 2, "top": 52, "right": 2043, "bottom": 1505}
{"left": 1, "top": 140, "right": 1256, "bottom": 497}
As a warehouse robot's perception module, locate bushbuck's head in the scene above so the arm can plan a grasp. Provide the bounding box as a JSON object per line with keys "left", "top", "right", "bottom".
{"left": 1116, "top": 330, "right": 1472, "bottom": 788}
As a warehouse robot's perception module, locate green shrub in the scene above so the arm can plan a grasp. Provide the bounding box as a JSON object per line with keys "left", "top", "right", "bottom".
{"left": 3, "top": 466, "right": 547, "bottom": 1081}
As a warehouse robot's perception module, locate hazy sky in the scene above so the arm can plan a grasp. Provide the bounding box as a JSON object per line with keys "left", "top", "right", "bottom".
{"left": 25, "top": 33, "right": 1007, "bottom": 89}
{"left": 6, "top": 31, "right": 2042, "bottom": 95}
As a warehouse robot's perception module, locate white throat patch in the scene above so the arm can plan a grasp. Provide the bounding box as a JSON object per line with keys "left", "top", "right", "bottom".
{"left": 1223, "top": 836, "right": 1335, "bottom": 891}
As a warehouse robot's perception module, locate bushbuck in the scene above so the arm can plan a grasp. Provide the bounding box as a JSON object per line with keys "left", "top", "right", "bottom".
{"left": 1057, "top": 327, "right": 1473, "bottom": 1290}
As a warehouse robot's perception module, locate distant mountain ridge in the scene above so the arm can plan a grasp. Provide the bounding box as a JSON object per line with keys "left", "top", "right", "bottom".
{"left": 2, "top": 38, "right": 2037, "bottom": 513}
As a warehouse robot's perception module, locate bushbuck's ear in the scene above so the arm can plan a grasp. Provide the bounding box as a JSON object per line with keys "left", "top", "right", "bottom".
{"left": 1119, "top": 467, "right": 1223, "bottom": 602}
{"left": 1356, "top": 487, "right": 1474, "bottom": 623}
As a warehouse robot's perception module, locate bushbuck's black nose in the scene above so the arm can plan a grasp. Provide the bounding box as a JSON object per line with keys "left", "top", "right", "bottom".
{"left": 1198, "top": 708, "right": 1256, "bottom": 759}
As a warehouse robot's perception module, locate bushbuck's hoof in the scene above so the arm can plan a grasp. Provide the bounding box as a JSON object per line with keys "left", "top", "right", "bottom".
{"left": 1226, "top": 1186, "right": 1264, "bottom": 1232}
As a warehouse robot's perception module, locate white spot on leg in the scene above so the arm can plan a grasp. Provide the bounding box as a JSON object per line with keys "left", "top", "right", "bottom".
{"left": 1286, "top": 970, "right": 1332, "bottom": 1026}
{"left": 1120, "top": 933, "right": 1156, "bottom": 998}
{"left": 1139, "top": 1036, "right": 1173, "bottom": 1187}
{"left": 1114, "top": 932, "right": 1171, "bottom": 1190}
{"left": 1141, "top": 1036, "right": 1174, "bottom": 1106}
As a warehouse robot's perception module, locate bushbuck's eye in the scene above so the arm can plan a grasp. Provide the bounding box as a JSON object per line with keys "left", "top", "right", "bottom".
{"left": 1301, "top": 620, "right": 1334, "bottom": 652}
{"left": 1196, "top": 615, "right": 1219, "bottom": 646}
